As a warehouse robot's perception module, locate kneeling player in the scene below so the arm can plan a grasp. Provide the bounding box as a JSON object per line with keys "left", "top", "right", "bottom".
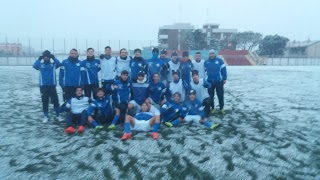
{"left": 121, "top": 102, "right": 160, "bottom": 140}
{"left": 161, "top": 92, "right": 185, "bottom": 127}
{"left": 64, "top": 87, "right": 92, "bottom": 134}
{"left": 87, "top": 88, "right": 113, "bottom": 132}
{"left": 183, "top": 89, "right": 219, "bottom": 129}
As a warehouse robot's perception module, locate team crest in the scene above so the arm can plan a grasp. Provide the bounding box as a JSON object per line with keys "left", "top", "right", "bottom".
{"left": 158, "top": 87, "right": 162, "bottom": 91}
{"left": 76, "top": 63, "right": 80, "bottom": 66}
{"left": 215, "top": 61, "right": 219, "bottom": 64}
{"left": 138, "top": 63, "right": 142, "bottom": 66}
{"left": 156, "top": 63, "right": 160, "bottom": 67}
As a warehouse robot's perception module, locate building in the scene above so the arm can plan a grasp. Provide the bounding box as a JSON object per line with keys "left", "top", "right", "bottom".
{"left": 285, "top": 40, "right": 320, "bottom": 58}
{"left": 0, "top": 43, "right": 23, "bottom": 55}
{"left": 158, "top": 23, "right": 237, "bottom": 50}
{"left": 203, "top": 23, "right": 237, "bottom": 50}
{"left": 158, "top": 23, "right": 195, "bottom": 50}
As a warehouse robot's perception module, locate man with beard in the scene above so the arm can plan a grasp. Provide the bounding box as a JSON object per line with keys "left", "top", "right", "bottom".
{"left": 59, "top": 49, "right": 82, "bottom": 102}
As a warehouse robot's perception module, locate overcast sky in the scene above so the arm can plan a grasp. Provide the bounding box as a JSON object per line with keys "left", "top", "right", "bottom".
{"left": 0, "top": 0, "right": 318, "bottom": 47}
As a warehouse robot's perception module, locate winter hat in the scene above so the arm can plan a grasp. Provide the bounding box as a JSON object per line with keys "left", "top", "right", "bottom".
{"left": 182, "top": 51, "right": 189, "bottom": 57}
{"left": 189, "top": 89, "right": 196, "bottom": 95}
{"left": 160, "top": 49, "right": 167, "bottom": 55}
{"left": 171, "top": 51, "right": 178, "bottom": 57}
{"left": 152, "top": 48, "right": 159, "bottom": 54}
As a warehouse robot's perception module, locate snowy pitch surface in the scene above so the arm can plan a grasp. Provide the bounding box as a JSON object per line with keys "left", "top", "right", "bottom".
{"left": 0, "top": 66, "right": 319, "bottom": 179}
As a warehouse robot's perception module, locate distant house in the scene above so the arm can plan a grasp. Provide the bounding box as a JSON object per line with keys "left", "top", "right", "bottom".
{"left": 0, "top": 43, "right": 23, "bottom": 55}
{"left": 286, "top": 40, "right": 320, "bottom": 58}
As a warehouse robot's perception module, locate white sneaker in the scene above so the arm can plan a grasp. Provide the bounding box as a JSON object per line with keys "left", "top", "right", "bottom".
{"left": 57, "top": 116, "right": 64, "bottom": 122}
{"left": 43, "top": 116, "right": 49, "bottom": 123}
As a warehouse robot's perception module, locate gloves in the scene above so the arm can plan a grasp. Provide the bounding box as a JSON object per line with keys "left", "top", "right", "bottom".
{"left": 38, "top": 56, "right": 43, "bottom": 60}
{"left": 100, "top": 54, "right": 105, "bottom": 59}
{"left": 50, "top": 54, "right": 55, "bottom": 59}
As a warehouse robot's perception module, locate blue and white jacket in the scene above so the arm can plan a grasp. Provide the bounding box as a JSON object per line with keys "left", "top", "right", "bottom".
{"left": 148, "top": 81, "right": 166, "bottom": 105}
{"left": 59, "top": 57, "right": 82, "bottom": 87}
{"left": 112, "top": 79, "right": 132, "bottom": 104}
{"left": 183, "top": 98, "right": 205, "bottom": 118}
{"left": 87, "top": 95, "right": 113, "bottom": 117}
{"left": 147, "top": 55, "right": 165, "bottom": 81}
{"left": 179, "top": 59, "right": 193, "bottom": 83}
{"left": 81, "top": 57, "right": 100, "bottom": 85}
{"left": 33, "top": 58, "right": 61, "bottom": 86}
{"left": 130, "top": 57, "right": 148, "bottom": 82}
{"left": 132, "top": 81, "right": 149, "bottom": 105}
{"left": 160, "top": 101, "right": 185, "bottom": 122}
{"left": 204, "top": 57, "right": 227, "bottom": 83}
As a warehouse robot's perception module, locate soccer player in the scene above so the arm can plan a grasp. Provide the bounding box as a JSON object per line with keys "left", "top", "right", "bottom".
{"left": 86, "top": 88, "right": 113, "bottom": 132}
{"left": 99, "top": 46, "right": 117, "bottom": 92}
{"left": 121, "top": 102, "right": 161, "bottom": 140}
{"left": 147, "top": 73, "right": 166, "bottom": 109}
{"left": 161, "top": 92, "right": 185, "bottom": 127}
{"left": 190, "top": 70, "right": 211, "bottom": 117}
{"left": 107, "top": 70, "right": 132, "bottom": 129}
{"left": 59, "top": 49, "right": 82, "bottom": 102}
{"left": 81, "top": 48, "right": 100, "bottom": 98}
{"left": 182, "top": 89, "right": 219, "bottom": 129}
{"left": 204, "top": 50, "right": 227, "bottom": 114}
{"left": 127, "top": 71, "right": 149, "bottom": 115}
{"left": 130, "top": 48, "right": 148, "bottom": 83}
{"left": 116, "top": 48, "right": 132, "bottom": 79}
{"left": 147, "top": 48, "right": 165, "bottom": 82}
{"left": 192, "top": 52, "right": 206, "bottom": 79}
{"left": 33, "top": 50, "right": 62, "bottom": 123}
{"left": 166, "top": 71, "right": 188, "bottom": 102}
{"left": 167, "top": 51, "right": 180, "bottom": 83}
{"left": 64, "top": 87, "right": 92, "bottom": 134}
{"left": 180, "top": 51, "right": 193, "bottom": 83}
{"left": 159, "top": 49, "right": 170, "bottom": 84}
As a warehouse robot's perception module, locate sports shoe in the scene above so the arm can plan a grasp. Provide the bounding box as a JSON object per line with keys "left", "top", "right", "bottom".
{"left": 210, "top": 123, "right": 220, "bottom": 129}
{"left": 65, "top": 126, "right": 75, "bottom": 134}
{"left": 151, "top": 132, "right": 159, "bottom": 139}
{"left": 211, "top": 109, "right": 216, "bottom": 114}
{"left": 108, "top": 124, "right": 116, "bottom": 130}
{"left": 121, "top": 133, "right": 132, "bottom": 140}
{"left": 164, "top": 122, "right": 173, "bottom": 127}
{"left": 78, "top": 126, "right": 85, "bottom": 133}
{"left": 220, "top": 109, "right": 225, "bottom": 115}
{"left": 95, "top": 125, "right": 104, "bottom": 132}
{"left": 43, "top": 116, "right": 48, "bottom": 123}
{"left": 57, "top": 116, "right": 64, "bottom": 122}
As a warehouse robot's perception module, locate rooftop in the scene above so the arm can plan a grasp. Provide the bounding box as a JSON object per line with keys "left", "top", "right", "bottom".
{"left": 286, "top": 40, "right": 320, "bottom": 48}
{"left": 159, "top": 23, "right": 195, "bottom": 30}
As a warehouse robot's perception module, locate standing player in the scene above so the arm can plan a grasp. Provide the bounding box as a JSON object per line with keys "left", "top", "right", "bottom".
{"left": 130, "top": 49, "right": 148, "bottom": 83}
{"left": 167, "top": 51, "right": 180, "bottom": 83}
{"left": 180, "top": 51, "right": 193, "bottom": 84}
{"left": 147, "top": 48, "right": 164, "bottom": 82}
{"left": 99, "top": 46, "right": 117, "bottom": 92}
{"left": 81, "top": 48, "right": 100, "bottom": 98}
{"left": 159, "top": 49, "right": 170, "bottom": 84}
{"left": 120, "top": 102, "right": 160, "bottom": 140}
{"left": 192, "top": 52, "right": 206, "bottom": 79}
{"left": 59, "top": 49, "right": 82, "bottom": 102}
{"left": 116, "top": 48, "right": 132, "bottom": 79}
{"left": 205, "top": 50, "right": 227, "bottom": 114}
{"left": 33, "top": 50, "right": 62, "bottom": 123}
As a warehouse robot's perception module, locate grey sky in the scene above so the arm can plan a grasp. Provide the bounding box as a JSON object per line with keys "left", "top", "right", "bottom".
{"left": 0, "top": 0, "right": 318, "bottom": 42}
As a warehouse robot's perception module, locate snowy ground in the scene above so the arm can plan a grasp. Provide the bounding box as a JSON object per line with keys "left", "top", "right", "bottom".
{"left": 0, "top": 66, "right": 319, "bottom": 179}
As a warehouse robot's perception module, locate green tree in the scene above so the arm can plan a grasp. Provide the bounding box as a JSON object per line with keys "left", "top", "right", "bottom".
{"left": 230, "top": 31, "right": 262, "bottom": 51}
{"left": 258, "top": 35, "right": 289, "bottom": 56}
{"left": 192, "top": 29, "right": 206, "bottom": 50}
{"left": 180, "top": 30, "right": 193, "bottom": 50}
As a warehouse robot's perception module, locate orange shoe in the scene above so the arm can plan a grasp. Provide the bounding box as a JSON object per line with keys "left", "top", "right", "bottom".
{"left": 78, "top": 125, "right": 85, "bottom": 133}
{"left": 121, "top": 133, "right": 132, "bottom": 140}
{"left": 151, "top": 132, "right": 159, "bottom": 139}
{"left": 65, "top": 127, "right": 75, "bottom": 134}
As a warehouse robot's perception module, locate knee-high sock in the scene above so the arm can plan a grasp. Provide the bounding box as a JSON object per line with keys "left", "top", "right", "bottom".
{"left": 171, "top": 119, "right": 180, "bottom": 126}
{"left": 153, "top": 123, "right": 160, "bottom": 132}
{"left": 112, "top": 115, "right": 120, "bottom": 125}
{"left": 124, "top": 122, "right": 131, "bottom": 133}
{"left": 91, "top": 120, "right": 98, "bottom": 128}
{"left": 204, "top": 120, "right": 213, "bottom": 127}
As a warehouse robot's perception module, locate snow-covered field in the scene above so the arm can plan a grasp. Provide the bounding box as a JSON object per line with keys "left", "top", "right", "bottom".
{"left": 0, "top": 66, "right": 319, "bottom": 179}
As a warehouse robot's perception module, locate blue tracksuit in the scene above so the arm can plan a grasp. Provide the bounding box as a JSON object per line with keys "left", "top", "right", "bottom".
{"left": 160, "top": 101, "right": 185, "bottom": 122}
{"left": 132, "top": 82, "right": 149, "bottom": 105}
{"left": 112, "top": 79, "right": 132, "bottom": 104}
{"left": 204, "top": 57, "right": 227, "bottom": 83}
{"left": 180, "top": 60, "right": 193, "bottom": 83}
{"left": 130, "top": 57, "right": 148, "bottom": 82}
{"left": 147, "top": 57, "right": 165, "bottom": 80}
{"left": 59, "top": 58, "right": 82, "bottom": 87}
{"left": 148, "top": 81, "right": 166, "bottom": 105}
{"left": 87, "top": 95, "right": 113, "bottom": 117}
{"left": 33, "top": 58, "right": 61, "bottom": 86}
{"left": 183, "top": 99, "right": 205, "bottom": 118}
{"left": 81, "top": 58, "right": 100, "bottom": 85}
